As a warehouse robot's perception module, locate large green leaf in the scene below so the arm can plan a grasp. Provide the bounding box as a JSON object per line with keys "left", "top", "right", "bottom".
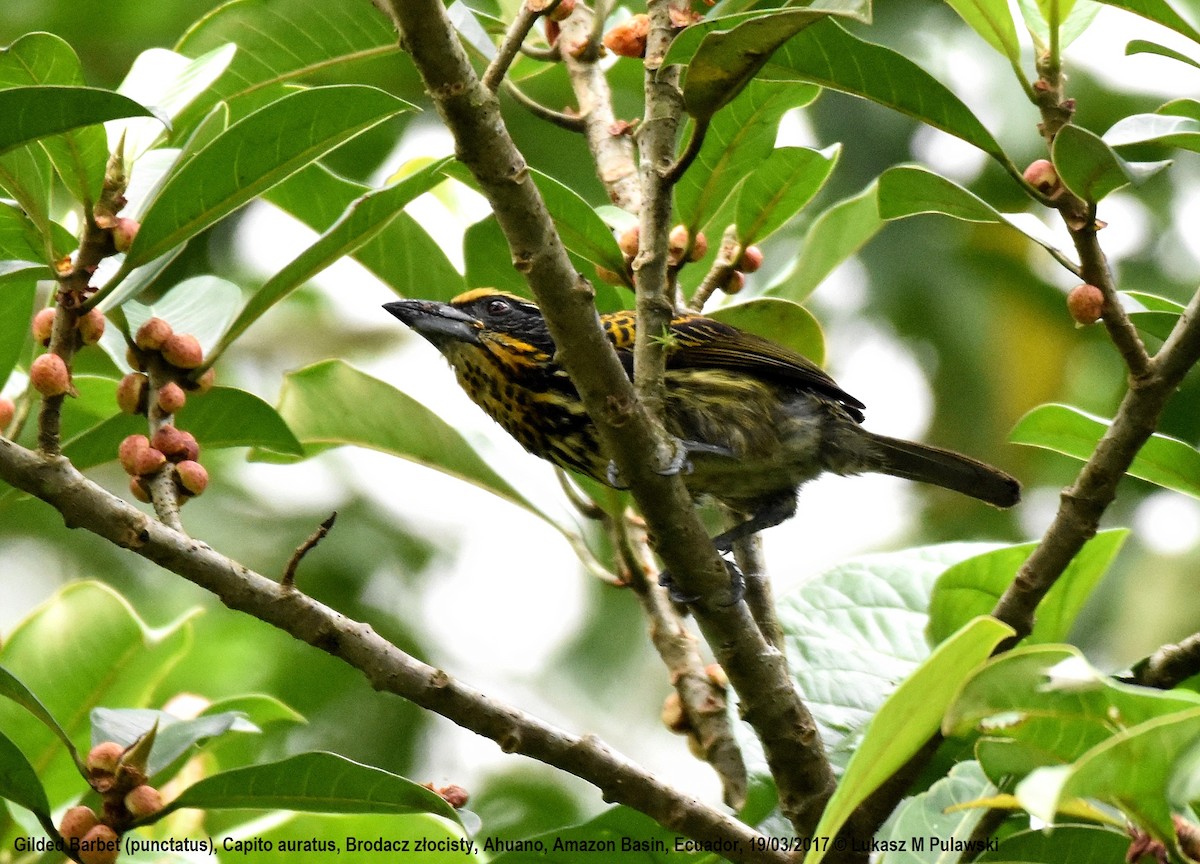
{"left": 976, "top": 825, "right": 1134, "bottom": 863}
{"left": 944, "top": 0, "right": 1022, "bottom": 64}
{"left": 0, "top": 582, "right": 194, "bottom": 807}
{"left": 1052, "top": 124, "right": 1136, "bottom": 203}
{"left": 734, "top": 146, "right": 839, "bottom": 246}
{"left": 764, "top": 19, "right": 1007, "bottom": 163}
{"left": 780, "top": 542, "right": 1003, "bottom": 758}
{"left": 0, "top": 86, "right": 155, "bottom": 158}
{"left": 0, "top": 730, "right": 52, "bottom": 824}
{"left": 175, "top": 0, "right": 402, "bottom": 128}
{"left": 270, "top": 360, "right": 547, "bottom": 521}
{"left": 0, "top": 34, "right": 108, "bottom": 210}
{"left": 1105, "top": 112, "right": 1200, "bottom": 152}
{"left": 265, "top": 162, "right": 464, "bottom": 301}
{"left": 0, "top": 131, "right": 60, "bottom": 263}
{"left": 675, "top": 80, "right": 820, "bottom": 236}
{"left": 1010, "top": 403, "right": 1200, "bottom": 498}
{"left": 1125, "top": 38, "right": 1200, "bottom": 71}
{"left": 164, "top": 751, "right": 460, "bottom": 822}
{"left": 765, "top": 179, "right": 882, "bottom": 302}
{"left": 802, "top": 617, "right": 1013, "bottom": 864}
{"left": 0, "top": 666, "right": 80, "bottom": 770}
{"left": 875, "top": 761, "right": 993, "bottom": 861}
{"left": 115, "top": 85, "right": 413, "bottom": 276}
{"left": 707, "top": 298, "right": 826, "bottom": 366}
{"left": 211, "top": 158, "right": 453, "bottom": 365}
{"left": 0, "top": 271, "right": 36, "bottom": 389}
{"left": 532, "top": 169, "right": 628, "bottom": 276}
{"left": 927, "top": 530, "right": 1127, "bottom": 645}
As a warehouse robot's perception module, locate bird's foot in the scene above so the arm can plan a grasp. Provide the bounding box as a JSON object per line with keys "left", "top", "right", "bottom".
{"left": 658, "top": 556, "right": 744, "bottom": 606}
{"left": 606, "top": 438, "right": 732, "bottom": 489}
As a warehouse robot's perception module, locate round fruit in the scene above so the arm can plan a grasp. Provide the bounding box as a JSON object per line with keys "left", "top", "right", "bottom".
{"left": 135, "top": 318, "right": 173, "bottom": 352}
{"left": 86, "top": 741, "right": 124, "bottom": 776}
{"left": 129, "top": 476, "right": 152, "bottom": 503}
{"left": 151, "top": 426, "right": 199, "bottom": 463}
{"left": 175, "top": 460, "right": 209, "bottom": 497}
{"left": 0, "top": 398, "right": 14, "bottom": 433}
{"left": 618, "top": 225, "right": 640, "bottom": 259}
{"left": 161, "top": 333, "right": 203, "bottom": 370}
{"left": 722, "top": 270, "right": 746, "bottom": 295}
{"left": 57, "top": 805, "right": 99, "bottom": 844}
{"left": 78, "top": 824, "right": 120, "bottom": 864}
{"left": 30, "top": 353, "right": 70, "bottom": 397}
{"left": 156, "top": 382, "right": 186, "bottom": 414}
{"left": 32, "top": 308, "right": 56, "bottom": 345}
{"left": 116, "top": 373, "right": 149, "bottom": 415}
{"left": 1067, "top": 283, "right": 1104, "bottom": 325}
{"left": 548, "top": 0, "right": 575, "bottom": 21}
{"left": 603, "top": 14, "right": 650, "bottom": 58}
{"left": 77, "top": 309, "right": 106, "bottom": 345}
{"left": 118, "top": 435, "right": 151, "bottom": 476}
{"left": 112, "top": 217, "right": 140, "bottom": 254}
{"left": 1023, "top": 159, "right": 1060, "bottom": 195}
{"left": 124, "top": 784, "right": 163, "bottom": 818}
{"left": 737, "top": 245, "right": 764, "bottom": 273}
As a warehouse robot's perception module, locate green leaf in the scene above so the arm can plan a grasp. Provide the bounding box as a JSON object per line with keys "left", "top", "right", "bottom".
{"left": 0, "top": 200, "right": 52, "bottom": 267}
{"left": 1105, "top": 112, "right": 1200, "bottom": 152}
{"left": 0, "top": 86, "right": 156, "bottom": 157}
{"left": 676, "top": 80, "right": 820, "bottom": 236}
{"left": 780, "top": 543, "right": 1003, "bottom": 758}
{"left": 707, "top": 298, "right": 826, "bottom": 366}
{"left": 115, "top": 44, "right": 238, "bottom": 160}
{"left": 212, "top": 158, "right": 452, "bottom": 365}
{"left": 976, "top": 825, "right": 1133, "bottom": 863}
{"left": 266, "top": 162, "right": 463, "bottom": 301}
{"left": 0, "top": 582, "right": 194, "bottom": 806}
{"left": 875, "top": 761, "right": 992, "bottom": 861}
{"left": 464, "top": 214, "right": 533, "bottom": 295}
{"left": 1016, "top": 707, "right": 1200, "bottom": 840}
{"left": 117, "top": 85, "right": 413, "bottom": 274}
{"left": 765, "top": 179, "right": 882, "bottom": 302}
{"left": 944, "top": 0, "right": 1022, "bottom": 63}
{"left": 532, "top": 169, "right": 627, "bottom": 275}
{"left": 1011, "top": 403, "right": 1200, "bottom": 498}
{"left": 878, "top": 164, "right": 1071, "bottom": 261}
{"left": 802, "top": 617, "right": 1013, "bottom": 864}
{"left": 1019, "top": 0, "right": 1102, "bottom": 49}
{"left": 0, "top": 136, "right": 58, "bottom": 263}
{"left": 927, "top": 530, "right": 1127, "bottom": 645}
{"left": 0, "top": 34, "right": 108, "bottom": 210}
{"left": 0, "top": 271, "right": 36, "bottom": 389}
{"left": 1125, "top": 37, "right": 1200, "bottom": 70}
{"left": 764, "top": 20, "right": 1006, "bottom": 163}
{"left": 1094, "top": 0, "right": 1200, "bottom": 46}
{"left": 164, "top": 751, "right": 460, "bottom": 822}
{"left": 62, "top": 385, "right": 304, "bottom": 470}
{"left": 674, "top": 8, "right": 867, "bottom": 121}
{"left": 0, "top": 666, "right": 80, "bottom": 769}
{"left": 734, "top": 146, "right": 839, "bottom": 246}
{"left": 0, "top": 729, "right": 52, "bottom": 821}
{"left": 1052, "top": 124, "right": 1133, "bottom": 202}
{"left": 271, "top": 360, "right": 547, "bottom": 521}
{"left": 175, "top": 0, "right": 402, "bottom": 128}
{"left": 90, "top": 708, "right": 256, "bottom": 777}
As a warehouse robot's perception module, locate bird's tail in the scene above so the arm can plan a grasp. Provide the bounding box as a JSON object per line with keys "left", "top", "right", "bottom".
{"left": 866, "top": 433, "right": 1021, "bottom": 508}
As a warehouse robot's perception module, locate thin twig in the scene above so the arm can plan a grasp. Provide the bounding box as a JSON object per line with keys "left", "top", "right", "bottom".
{"left": 501, "top": 80, "right": 587, "bottom": 131}
{"left": 482, "top": 1, "right": 543, "bottom": 92}
{"left": 731, "top": 534, "right": 784, "bottom": 653}
{"left": 282, "top": 512, "right": 337, "bottom": 589}
{"left": 661, "top": 119, "right": 708, "bottom": 185}
{"left": 1129, "top": 632, "right": 1200, "bottom": 690}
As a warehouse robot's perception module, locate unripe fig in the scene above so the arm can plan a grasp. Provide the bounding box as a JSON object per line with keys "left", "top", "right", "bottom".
{"left": 544, "top": 18, "right": 560, "bottom": 46}
{"left": 132, "top": 447, "right": 167, "bottom": 477}
{"left": 78, "top": 824, "right": 120, "bottom": 864}
{"left": 688, "top": 231, "right": 709, "bottom": 262}
{"left": 661, "top": 691, "right": 690, "bottom": 734}
{"left": 705, "top": 662, "right": 729, "bottom": 689}
{"left": 1023, "top": 159, "right": 1060, "bottom": 195}
{"left": 737, "top": 245, "right": 764, "bottom": 273}
{"left": 152, "top": 425, "right": 199, "bottom": 463}
{"left": 174, "top": 460, "right": 208, "bottom": 497}
{"left": 548, "top": 0, "right": 575, "bottom": 21}
{"left": 32, "top": 308, "right": 56, "bottom": 345}
{"left": 124, "top": 784, "right": 163, "bottom": 818}
{"left": 156, "top": 382, "right": 186, "bottom": 414}
{"left": 0, "top": 398, "right": 13, "bottom": 433}
{"left": 618, "top": 225, "right": 640, "bottom": 259}
{"left": 435, "top": 784, "right": 469, "bottom": 809}
{"left": 161, "top": 333, "right": 203, "bottom": 370}
{"left": 77, "top": 308, "right": 106, "bottom": 345}
{"left": 112, "top": 217, "right": 140, "bottom": 254}
{"left": 194, "top": 367, "right": 216, "bottom": 394}
{"left": 86, "top": 741, "right": 124, "bottom": 776}
{"left": 1067, "top": 283, "right": 1104, "bottom": 325}
{"left": 126, "top": 346, "right": 144, "bottom": 372}
{"left": 722, "top": 270, "right": 746, "bottom": 295}
{"left": 117, "top": 373, "right": 149, "bottom": 415}
{"left": 667, "top": 225, "right": 690, "bottom": 264}
{"left": 118, "top": 435, "right": 151, "bottom": 475}
{"left": 135, "top": 317, "right": 173, "bottom": 352}
{"left": 58, "top": 805, "right": 100, "bottom": 844}
{"left": 603, "top": 14, "right": 649, "bottom": 58}
{"left": 129, "top": 476, "right": 152, "bottom": 503}
{"left": 30, "top": 353, "right": 70, "bottom": 397}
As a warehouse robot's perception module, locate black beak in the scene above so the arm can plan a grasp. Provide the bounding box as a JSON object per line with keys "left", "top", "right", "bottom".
{"left": 383, "top": 300, "right": 481, "bottom": 346}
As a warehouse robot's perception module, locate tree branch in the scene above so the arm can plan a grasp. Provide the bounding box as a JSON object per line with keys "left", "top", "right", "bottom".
{"left": 379, "top": 0, "right": 835, "bottom": 832}
{"left": 0, "top": 437, "right": 787, "bottom": 864}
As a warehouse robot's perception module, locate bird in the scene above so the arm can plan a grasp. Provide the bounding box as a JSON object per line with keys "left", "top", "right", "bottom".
{"left": 384, "top": 289, "right": 1019, "bottom": 585}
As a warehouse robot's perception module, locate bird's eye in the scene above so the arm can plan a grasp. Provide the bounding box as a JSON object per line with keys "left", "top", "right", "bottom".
{"left": 486, "top": 298, "right": 511, "bottom": 317}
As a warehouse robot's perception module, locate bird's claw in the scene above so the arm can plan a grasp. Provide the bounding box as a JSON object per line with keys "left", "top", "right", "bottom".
{"left": 658, "top": 556, "right": 745, "bottom": 606}
{"left": 605, "top": 439, "right": 694, "bottom": 489}
{"left": 605, "top": 460, "right": 629, "bottom": 490}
